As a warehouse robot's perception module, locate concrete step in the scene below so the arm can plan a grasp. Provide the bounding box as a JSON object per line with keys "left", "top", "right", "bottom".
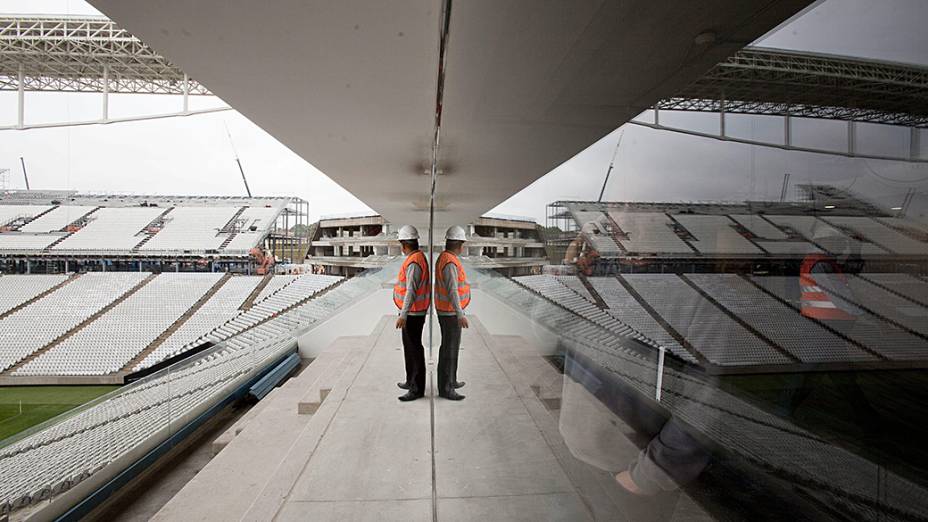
{"left": 296, "top": 336, "right": 364, "bottom": 414}
{"left": 152, "top": 317, "right": 388, "bottom": 522}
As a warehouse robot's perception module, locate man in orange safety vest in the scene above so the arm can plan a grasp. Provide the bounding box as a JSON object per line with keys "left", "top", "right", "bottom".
{"left": 394, "top": 225, "right": 430, "bottom": 402}
{"left": 434, "top": 225, "right": 471, "bottom": 400}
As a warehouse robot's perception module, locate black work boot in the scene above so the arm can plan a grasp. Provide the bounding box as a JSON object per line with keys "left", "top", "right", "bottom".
{"left": 398, "top": 390, "right": 423, "bottom": 401}
{"left": 453, "top": 381, "right": 465, "bottom": 389}
{"left": 397, "top": 382, "right": 411, "bottom": 390}
{"left": 440, "top": 390, "right": 465, "bottom": 401}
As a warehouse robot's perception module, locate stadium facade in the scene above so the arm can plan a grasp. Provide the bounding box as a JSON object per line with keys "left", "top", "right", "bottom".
{"left": 305, "top": 213, "right": 546, "bottom": 276}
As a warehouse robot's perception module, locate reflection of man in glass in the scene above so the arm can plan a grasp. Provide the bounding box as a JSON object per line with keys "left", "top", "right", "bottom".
{"left": 394, "top": 225, "right": 430, "bottom": 402}
{"left": 560, "top": 349, "right": 710, "bottom": 519}
{"left": 434, "top": 226, "right": 470, "bottom": 400}
{"left": 788, "top": 226, "right": 880, "bottom": 431}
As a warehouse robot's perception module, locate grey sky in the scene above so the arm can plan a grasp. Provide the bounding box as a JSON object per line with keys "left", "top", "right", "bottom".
{"left": 1, "top": 0, "right": 927, "bottom": 224}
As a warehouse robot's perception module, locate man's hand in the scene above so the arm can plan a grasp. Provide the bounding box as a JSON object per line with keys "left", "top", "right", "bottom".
{"left": 615, "top": 471, "right": 643, "bottom": 495}
{"left": 395, "top": 317, "right": 406, "bottom": 329}
{"left": 458, "top": 316, "right": 469, "bottom": 329}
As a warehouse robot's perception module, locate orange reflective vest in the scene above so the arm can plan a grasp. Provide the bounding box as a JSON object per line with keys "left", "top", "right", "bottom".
{"left": 435, "top": 251, "right": 471, "bottom": 313}
{"left": 393, "top": 250, "right": 431, "bottom": 312}
{"left": 799, "top": 254, "right": 853, "bottom": 321}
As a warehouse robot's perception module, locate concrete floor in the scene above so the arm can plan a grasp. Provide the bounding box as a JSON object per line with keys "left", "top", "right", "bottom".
{"left": 144, "top": 313, "right": 642, "bottom": 521}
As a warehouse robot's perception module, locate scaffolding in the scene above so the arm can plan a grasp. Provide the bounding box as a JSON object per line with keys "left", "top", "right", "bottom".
{"left": 266, "top": 198, "right": 311, "bottom": 265}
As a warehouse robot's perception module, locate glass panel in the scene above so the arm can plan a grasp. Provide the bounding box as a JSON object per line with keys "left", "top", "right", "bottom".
{"left": 467, "top": 6, "right": 928, "bottom": 520}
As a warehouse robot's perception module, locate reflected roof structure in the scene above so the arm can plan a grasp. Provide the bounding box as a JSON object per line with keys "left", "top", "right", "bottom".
{"left": 657, "top": 47, "right": 928, "bottom": 127}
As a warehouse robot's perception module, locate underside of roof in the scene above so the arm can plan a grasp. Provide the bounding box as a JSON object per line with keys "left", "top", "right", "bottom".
{"left": 83, "top": 1, "right": 813, "bottom": 228}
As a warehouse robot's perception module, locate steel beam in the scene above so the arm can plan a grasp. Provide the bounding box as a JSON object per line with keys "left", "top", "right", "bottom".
{"left": 17, "top": 63, "right": 24, "bottom": 128}
{"left": 0, "top": 16, "right": 210, "bottom": 96}
{"left": 2, "top": 17, "right": 927, "bottom": 131}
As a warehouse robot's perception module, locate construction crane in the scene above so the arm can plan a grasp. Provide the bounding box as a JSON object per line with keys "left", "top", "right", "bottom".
{"left": 19, "top": 157, "right": 30, "bottom": 190}
{"left": 597, "top": 130, "right": 624, "bottom": 202}
{"left": 779, "top": 172, "right": 790, "bottom": 202}
{"left": 224, "top": 123, "right": 252, "bottom": 197}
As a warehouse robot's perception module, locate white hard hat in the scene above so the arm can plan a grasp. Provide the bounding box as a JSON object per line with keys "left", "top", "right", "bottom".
{"left": 397, "top": 225, "right": 419, "bottom": 241}
{"left": 445, "top": 225, "right": 467, "bottom": 241}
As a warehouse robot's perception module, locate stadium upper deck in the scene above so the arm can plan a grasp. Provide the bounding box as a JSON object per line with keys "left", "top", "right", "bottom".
{"left": 548, "top": 186, "right": 928, "bottom": 269}
{"left": 0, "top": 191, "right": 302, "bottom": 267}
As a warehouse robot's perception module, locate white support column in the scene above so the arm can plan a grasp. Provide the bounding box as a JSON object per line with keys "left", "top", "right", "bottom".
{"left": 17, "top": 64, "right": 25, "bottom": 129}
{"left": 912, "top": 127, "right": 921, "bottom": 161}
{"left": 102, "top": 65, "right": 109, "bottom": 121}
{"left": 655, "top": 346, "right": 665, "bottom": 402}
{"left": 847, "top": 120, "right": 856, "bottom": 156}
{"left": 653, "top": 105, "right": 660, "bottom": 126}
{"left": 784, "top": 114, "right": 792, "bottom": 147}
{"left": 182, "top": 73, "right": 190, "bottom": 113}
{"left": 719, "top": 95, "right": 726, "bottom": 137}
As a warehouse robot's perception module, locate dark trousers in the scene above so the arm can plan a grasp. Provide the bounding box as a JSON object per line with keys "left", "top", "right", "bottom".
{"left": 437, "top": 315, "right": 462, "bottom": 394}
{"left": 401, "top": 314, "right": 426, "bottom": 394}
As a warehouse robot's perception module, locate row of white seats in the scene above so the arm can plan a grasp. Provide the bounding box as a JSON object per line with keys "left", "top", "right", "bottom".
{"left": 752, "top": 276, "right": 928, "bottom": 361}
{"left": 0, "top": 233, "right": 60, "bottom": 251}
{"left": 0, "top": 274, "right": 69, "bottom": 316}
{"left": 221, "top": 231, "right": 264, "bottom": 252}
{"left": 18, "top": 206, "right": 97, "bottom": 233}
{"left": 483, "top": 275, "right": 661, "bottom": 364}
{"left": 16, "top": 273, "right": 224, "bottom": 376}
{"left": 586, "top": 276, "right": 697, "bottom": 363}
{"left": 513, "top": 275, "right": 647, "bottom": 344}
{"left": 0, "top": 205, "right": 51, "bottom": 228}
{"left": 53, "top": 207, "right": 165, "bottom": 251}
{"left": 569, "top": 210, "right": 622, "bottom": 255}
{"left": 673, "top": 215, "right": 761, "bottom": 254}
{"left": 608, "top": 211, "right": 694, "bottom": 254}
{"left": 227, "top": 205, "right": 282, "bottom": 249}
{"left": 764, "top": 215, "right": 887, "bottom": 256}
{"left": 141, "top": 274, "right": 342, "bottom": 369}
{"left": 686, "top": 274, "right": 876, "bottom": 363}
{"left": 134, "top": 276, "right": 264, "bottom": 371}
{"left": 255, "top": 275, "right": 298, "bottom": 303}
{"left": 0, "top": 273, "right": 149, "bottom": 371}
{"left": 825, "top": 216, "right": 928, "bottom": 256}
{"left": 622, "top": 274, "right": 793, "bottom": 366}
{"left": 140, "top": 206, "right": 242, "bottom": 252}
{"left": 206, "top": 275, "right": 343, "bottom": 342}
